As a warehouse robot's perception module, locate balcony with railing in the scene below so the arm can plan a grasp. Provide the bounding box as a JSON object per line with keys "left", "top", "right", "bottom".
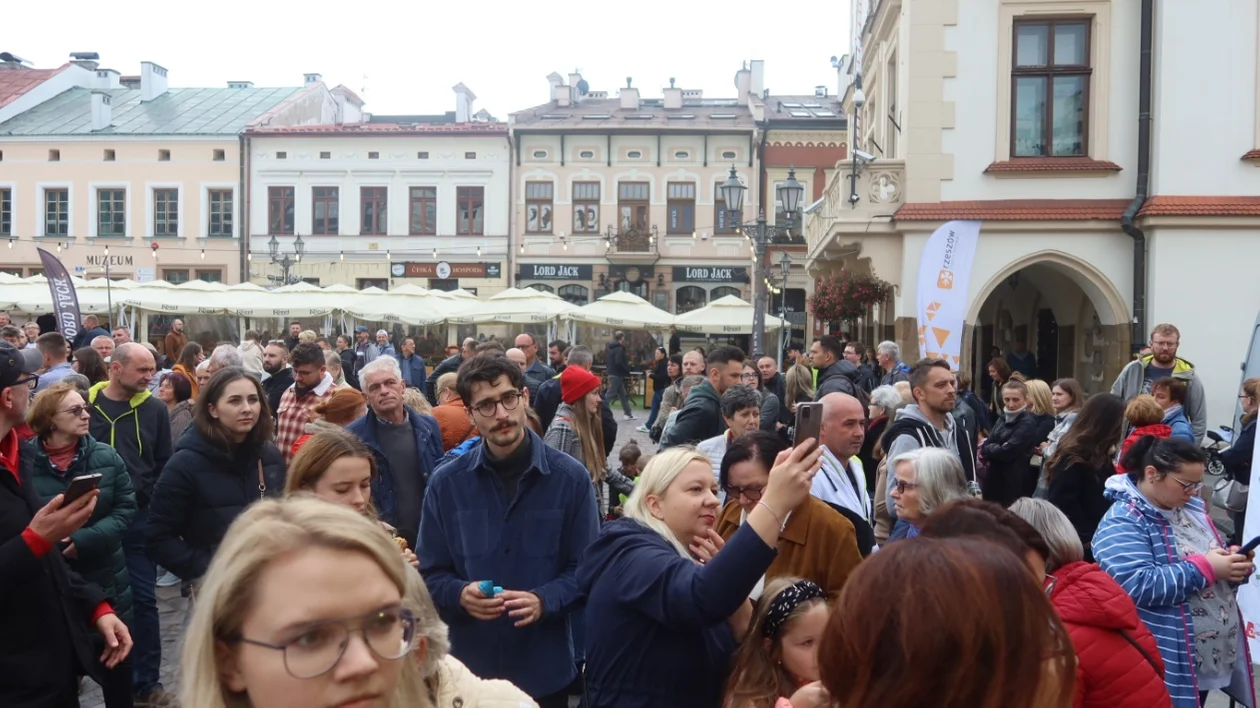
{"left": 805, "top": 158, "right": 906, "bottom": 276}
{"left": 604, "top": 224, "right": 660, "bottom": 264}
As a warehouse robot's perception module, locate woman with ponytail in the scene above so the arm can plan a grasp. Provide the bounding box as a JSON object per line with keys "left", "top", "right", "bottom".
{"left": 1093, "top": 435, "right": 1257, "bottom": 708}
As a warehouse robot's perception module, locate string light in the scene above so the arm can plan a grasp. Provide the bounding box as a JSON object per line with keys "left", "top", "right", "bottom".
{"left": 6, "top": 238, "right": 12, "bottom": 249}
{"left": 55, "top": 242, "right": 62, "bottom": 253}
{"left": 385, "top": 250, "right": 391, "bottom": 261}
{"left": 519, "top": 242, "right": 525, "bottom": 254}
{"left": 477, "top": 244, "right": 482, "bottom": 258}
{"left": 247, "top": 252, "right": 252, "bottom": 262}
{"left": 432, "top": 247, "right": 437, "bottom": 259}
{"left": 692, "top": 231, "right": 697, "bottom": 240}
{"left": 339, "top": 250, "right": 344, "bottom": 261}
{"left": 104, "top": 245, "right": 110, "bottom": 257}
{"left": 200, "top": 248, "right": 205, "bottom": 260}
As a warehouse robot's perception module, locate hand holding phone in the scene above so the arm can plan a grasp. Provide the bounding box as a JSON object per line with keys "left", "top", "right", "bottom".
{"left": 793, "top": 402, "right": 823, "bottom": 449}
{"left": 1239, "top": 536, "right": 1260, "bottom": 556}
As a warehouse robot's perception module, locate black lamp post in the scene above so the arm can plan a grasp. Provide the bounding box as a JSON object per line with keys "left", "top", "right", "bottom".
{"left": 720, "top": 165, "right": 804, "bottom": 357}
{"left": 267, "top": 234, "right": 304, "bottom": 284}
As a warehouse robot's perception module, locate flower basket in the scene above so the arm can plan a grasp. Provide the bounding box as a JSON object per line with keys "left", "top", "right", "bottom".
{"left": 809, "top": 272, "right": 889, "bottom": 327}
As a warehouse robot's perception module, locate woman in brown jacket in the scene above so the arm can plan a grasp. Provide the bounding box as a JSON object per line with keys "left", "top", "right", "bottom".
{"left": 715, "top": 430, "right": 862, "bottom": 600}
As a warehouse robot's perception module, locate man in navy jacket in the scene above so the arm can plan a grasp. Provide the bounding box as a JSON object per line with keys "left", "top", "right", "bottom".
{"left": 418, "top": 354, "right": 599, "bottom": 708}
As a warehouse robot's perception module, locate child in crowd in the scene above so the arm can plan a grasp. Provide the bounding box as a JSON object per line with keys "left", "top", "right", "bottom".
{"left": 1115, "top": 394, "right": 1171, "bottom": 475}
{"left": 607, "top": 441, "right": 644, "bottom": 519}
{"left": 723, "top": 577, "right": 831, "bottom": 708}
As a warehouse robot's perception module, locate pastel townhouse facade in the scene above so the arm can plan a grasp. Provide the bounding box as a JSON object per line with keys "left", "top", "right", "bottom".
{"left": 510, "top": 67, "right": 768, "bottom": 318}
{"left": 245, "top": 83, "right": 511, "bottom": 294}
{"left": 0, "top": 54, "right": 324, "bottom": 284}
{"left": 806, "top": 0, "right": 1260, "bottom": 429}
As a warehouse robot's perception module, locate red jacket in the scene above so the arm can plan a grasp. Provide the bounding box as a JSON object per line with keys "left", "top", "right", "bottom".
{"left": 1115, "top": 424, "right": 1172, "bottom": 475}
{"left": 1049, "top": 561, "right": 1171, "bottom": 708}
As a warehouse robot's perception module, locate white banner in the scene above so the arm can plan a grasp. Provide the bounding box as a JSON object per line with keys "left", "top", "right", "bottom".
{"left": 1232, "top": 422, "right": 1260, "bottom": 658}
{"left": 915, "top": 220, "right": 981, "bottom": 369}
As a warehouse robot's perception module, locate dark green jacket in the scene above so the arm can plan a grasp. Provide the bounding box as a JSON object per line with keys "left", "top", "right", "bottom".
{"left": 29, "top": 435, "right": 136, "bottom": 624}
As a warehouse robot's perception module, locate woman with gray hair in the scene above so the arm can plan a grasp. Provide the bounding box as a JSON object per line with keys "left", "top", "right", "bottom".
{"left": 403, "top": 570, "right": 538, "bottom": 705}
{"left": 868, "top": 383, "right": 914, "bottom": 544}
{"left": 1007, "top": 498, "right": 1171, "bottom": 708}
{"left": 886, "top": 447, "right": 970, "bottom": 541}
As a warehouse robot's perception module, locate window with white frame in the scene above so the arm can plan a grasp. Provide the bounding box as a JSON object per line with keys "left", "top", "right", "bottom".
{"left": 153, "top": 188, "right": 179, "bottom": 236}
{"left": 208, "top": 189, "right": 233, "bottom": 237}
{"left": 98, "top": 188, "right": 126, "bottom": 237}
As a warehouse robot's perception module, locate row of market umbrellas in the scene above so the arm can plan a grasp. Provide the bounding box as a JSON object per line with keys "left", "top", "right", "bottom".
{"left": 0, "top": 274, "right": 787, "bottom": 334}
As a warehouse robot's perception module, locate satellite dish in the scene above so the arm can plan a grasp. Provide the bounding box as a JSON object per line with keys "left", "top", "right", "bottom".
{"left": 576, "top": 78, "right": 589, "bottom": 95}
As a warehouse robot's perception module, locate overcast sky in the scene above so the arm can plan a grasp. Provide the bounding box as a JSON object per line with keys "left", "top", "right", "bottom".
{"left": 9, "top": 0, "right": 851, "bottom": 119}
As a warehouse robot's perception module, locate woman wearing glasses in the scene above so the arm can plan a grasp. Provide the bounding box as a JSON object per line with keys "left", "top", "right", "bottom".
{"left": 1093, "top": 436, "right": 1256, "bottom": 708}
{"left": 28, "top": 381, "right": 138, "bottom": 703}
{"left": 885, "top": 447, "right": 971, "bottom": 542}
{"left": 714, "top": 430, "right": 861, "bottom": 601}
{"left": 180, "top": 496, "right": 430, "bottom": 708}
{"left": 741, "top": 362, "right": 782, "bottom": 436}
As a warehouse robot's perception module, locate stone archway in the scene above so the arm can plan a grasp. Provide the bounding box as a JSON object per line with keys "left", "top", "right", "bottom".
{"left": 964, "top": 251, "right": 1130, "bottom": 397}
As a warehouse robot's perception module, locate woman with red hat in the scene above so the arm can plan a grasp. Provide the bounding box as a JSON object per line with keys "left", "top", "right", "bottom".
{"left": 544, "top": 365, "right": 608, "bottom": 514}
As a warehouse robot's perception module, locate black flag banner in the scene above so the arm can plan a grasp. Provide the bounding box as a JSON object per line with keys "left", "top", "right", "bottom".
{"left": 36, "top": 247, "right": 83, "bottom": 344}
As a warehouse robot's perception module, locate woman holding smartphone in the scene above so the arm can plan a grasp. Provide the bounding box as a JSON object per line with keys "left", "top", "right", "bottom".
{"left": 27, "top": 380, "right": 138, "bottom": 705}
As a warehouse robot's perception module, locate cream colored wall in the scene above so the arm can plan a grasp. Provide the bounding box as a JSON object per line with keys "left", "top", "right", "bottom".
{"left": 514, "top": 132, "right": 760, "bottom": 262}
{"left": 0, "top": 138, "right": 241, "bottom": 280}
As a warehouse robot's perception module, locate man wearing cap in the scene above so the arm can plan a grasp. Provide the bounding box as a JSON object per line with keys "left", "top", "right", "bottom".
{"left": 376, "top": 330, "right": 397, "bottom": 359}
{"left": 0, "top": 341, "right": 135, "bottom": 706}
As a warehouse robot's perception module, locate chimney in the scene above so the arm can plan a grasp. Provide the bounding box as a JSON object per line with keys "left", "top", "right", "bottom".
{"left": 304, "top": 73, "right": 322, "bottom": 85}
{"left": 663, "top": 77, "right": 682, "bottom": 109}
{"left": 228, "top": 80, "right": 254, "bottom": 89}
{"left": 69, "top": 51, "right": 100, "bottom": 71}
{"left": 619, "top": 77, "right": 639, "bottom": 110}
{"left": 453, "top": 82, "right": 476, "bottom": 122}
{"left": 734, "top": 64, "right": 752, "bottom": 106}
{"left": 139, "top": 61, "right": 168, "bottom": 102}
{"left": 95, "top": 69, "right": 121, "bottom": 89}
{"left": 567, "top": 71, "right": 583, "bottom": 103}
{"left": 749, "top": 60, "right": 765, "bottom": 100}
{"left": 90, "top": 90, "right": 112, "bottom": 131}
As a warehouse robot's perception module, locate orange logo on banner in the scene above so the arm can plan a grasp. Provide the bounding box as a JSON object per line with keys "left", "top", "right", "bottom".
{"left": 925, "top": 302, "right": 941, "bottom": 321}
{"left": 937, "top": 270, "right": 955, "bottom": 289}
{"left": 932, "top": 327, "right": 951, "bottom": 348}
{"left": 951, "top": 355, "right": 961, "bottom": 366}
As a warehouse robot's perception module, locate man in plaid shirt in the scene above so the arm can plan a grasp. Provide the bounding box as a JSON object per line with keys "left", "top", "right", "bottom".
{"left": 275, "top": 342, "right": 339, "bottom": 465}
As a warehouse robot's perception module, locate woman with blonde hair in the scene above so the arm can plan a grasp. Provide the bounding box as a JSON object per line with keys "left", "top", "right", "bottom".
{"left": 286, "top": 430, "right": 417, "bottom": 568}
{"left": 180, "top": 497, "right": 429, "bottom": 708}
{"left": 578, "top": 441, "right": 824, "bottom": 708}
{"left": 298, "top": 329, "right": 317, "bottom": 345}
{"left": 784, "top": 364, "right": 815, "bottom": 415}
{"left": 723, "top": 577, "right": 831, "bottom": 708}
{"left": 402, "top": 569, "right": 538, "bottom": 706}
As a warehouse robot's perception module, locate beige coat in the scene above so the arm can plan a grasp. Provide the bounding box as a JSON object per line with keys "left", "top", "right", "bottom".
{"left": 429, "top": 655, "right": 538, "bottom": 708}
{"left": 238, "top": 340, "right": 264, "bottom": 374}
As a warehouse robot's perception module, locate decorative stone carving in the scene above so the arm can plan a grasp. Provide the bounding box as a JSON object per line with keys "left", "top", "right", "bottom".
{"left": 868, "top": 171, "right": 901, "bottom": 203}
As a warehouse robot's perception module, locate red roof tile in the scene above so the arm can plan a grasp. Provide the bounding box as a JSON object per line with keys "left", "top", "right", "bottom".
{"left": 1138, "top": 195, "right": 1260, "bottom": 217}
{"left": 247, "top": 121, "right": 507, "bottom": 135}
{"left": 895, "top": 199, "right": 1131, "bottom": 221}
{"left": 984, "top": 157, "right": 1122, "bottom": 173}
{"left": 1241, "top": 149, "right": 1260, "bottom": 161}
{"left": 0, "top": 64, "right": 68, "bottom": 108}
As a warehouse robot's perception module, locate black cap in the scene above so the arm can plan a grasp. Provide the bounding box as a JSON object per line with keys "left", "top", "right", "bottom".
{"left": 0, "top": 342, "right": 41, "bottom": 390}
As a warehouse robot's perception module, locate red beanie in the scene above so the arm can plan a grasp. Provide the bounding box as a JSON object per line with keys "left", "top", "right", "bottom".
{"left": 560, "top": 366, "right": 601, "bottom": 405}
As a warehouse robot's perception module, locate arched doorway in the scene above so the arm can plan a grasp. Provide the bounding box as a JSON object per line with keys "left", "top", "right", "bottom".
{"left": 966, "top": 252, "right": 1129, "bottom": 401}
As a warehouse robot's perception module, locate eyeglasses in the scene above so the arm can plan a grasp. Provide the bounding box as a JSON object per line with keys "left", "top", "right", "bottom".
{"left": 6, "top": 373, "right": 38, "bottom": 392}
{"left": 60, "top": 404, "right": 91, "bottom": 417}
{"left": 1170, "top": 476, "right": 1204, "bottom": 494}
{"left": 234, "top": 606, "right": 416, "bottom": 680}
{"left": 723, "top": 484, "right": 765, "bottom": 502}
{"left": 740, "top": 372, "right": 759, "bottom": 380}
{"left": 892, "top": 479, "right": 920, "bottom": 494}
{"left": 471, "top": 390, "right": 523, "bottom": 417}
{"left": 1044, "top": 574, "right": 1058, "bottom": 597}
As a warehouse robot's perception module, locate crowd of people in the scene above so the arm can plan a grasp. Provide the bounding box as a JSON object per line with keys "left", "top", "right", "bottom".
{"left": 0, "top": 307, "right": 1256, "bottom": 708}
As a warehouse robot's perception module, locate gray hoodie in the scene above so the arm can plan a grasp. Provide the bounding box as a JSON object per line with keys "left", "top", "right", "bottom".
{"left": 884, "top": 404, "right": 961, "bottom": 503}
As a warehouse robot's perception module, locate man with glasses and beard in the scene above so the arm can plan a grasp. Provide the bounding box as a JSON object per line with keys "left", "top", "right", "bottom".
{"left": 417, "top": 354, "right": 599, "bottom": 708}
{"left": 1111, "top": 323, "right": 1206, "bottom": 443}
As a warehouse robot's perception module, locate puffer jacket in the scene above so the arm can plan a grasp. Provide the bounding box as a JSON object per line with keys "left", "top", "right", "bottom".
{"left": 1093, "top": 475, "right": 1255, "bottom": 708}
{"left": 1049, "top": 560, "right": 1170, "bottom": 708}
{"left": 146, "top": 427, "right": 285, "bottom": 582}
{"left": 28, "top": 435, "right": 137, "bottom": 624}
{"left": 980, "top": 409, "right": 1047, "bottom": 507}
{"left": 1162, "top": 406, "right": 1194, "bottom": 444}
{"left": 429, "top": 654, "right": 539, "bottom": 707}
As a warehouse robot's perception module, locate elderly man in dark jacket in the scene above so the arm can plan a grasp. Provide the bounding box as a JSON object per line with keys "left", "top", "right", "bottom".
{"left": 661, "top": 346, "right": 746, "bottom": 448}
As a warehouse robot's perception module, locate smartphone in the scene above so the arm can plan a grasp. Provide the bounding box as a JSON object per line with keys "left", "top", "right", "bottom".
{"left": 63, "top": 473, "right": 103, "bottom": 504}
{"left": 1240, "top": 536, "right": 1260, "bottom": 555}
{"left": 794, "top": 402, "right": 823, "bottom": 448}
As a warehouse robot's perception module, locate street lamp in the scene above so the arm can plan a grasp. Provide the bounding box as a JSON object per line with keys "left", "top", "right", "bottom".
{"left": 775, "top": 252, "right": 792, "bottom": 365}
{"left": 267, "top": 234, "right": 304, "bottom": 284}
{"left": 848, "top": 76, "right": 866, "bottom": 206}
{"left": 721, "top": 165, "right": 804, "bottom": 357}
